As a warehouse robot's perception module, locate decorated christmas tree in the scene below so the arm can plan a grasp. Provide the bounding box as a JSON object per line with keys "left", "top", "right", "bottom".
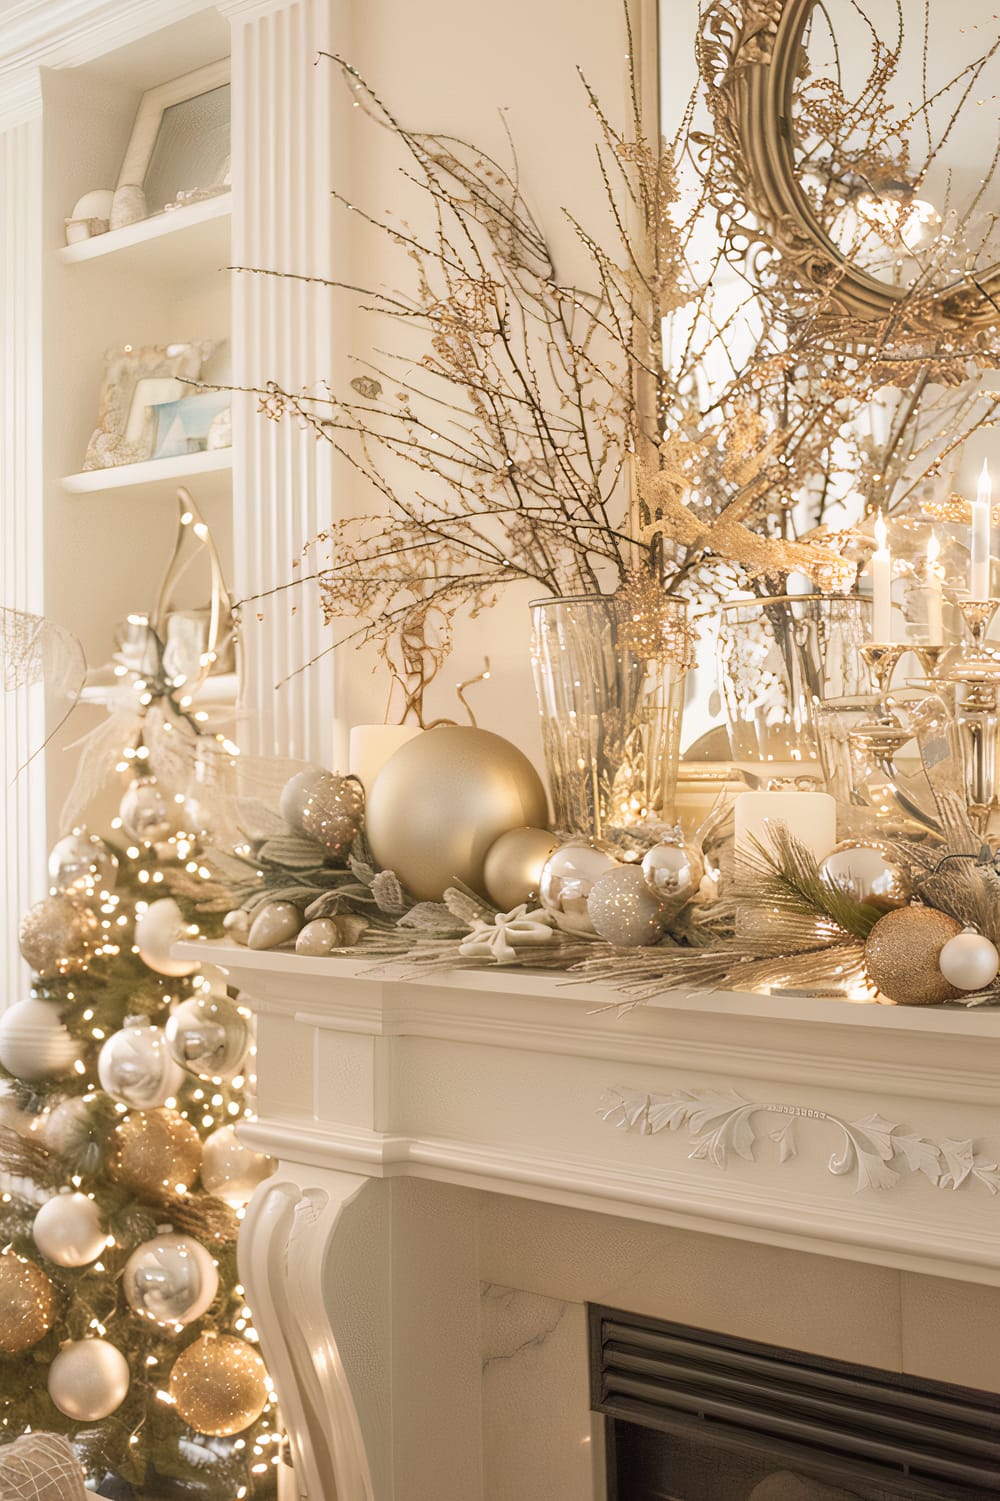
{"left": 0, "top": 764, "right": 283, "bottom": 1499}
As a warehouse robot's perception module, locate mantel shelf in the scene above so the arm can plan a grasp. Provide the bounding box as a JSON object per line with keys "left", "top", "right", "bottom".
{"left": 56, "top": 193, "right": 231, "bottom": 280}
{"left": 61, "top": 447, "right": 232, "bottom": 500}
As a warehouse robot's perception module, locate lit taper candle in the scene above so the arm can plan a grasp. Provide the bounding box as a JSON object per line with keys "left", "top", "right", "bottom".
{"left": 871, "top": 511, "right": 892, "bottom": 642}
{"left": 971, "top": 459, "right": 992, "bottom": 600}
{"left": 925, "top": 530, "right": 943, "bottom": 644}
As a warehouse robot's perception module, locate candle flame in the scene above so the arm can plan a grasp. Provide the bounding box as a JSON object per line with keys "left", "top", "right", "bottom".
{"left": 927, "top": 530, "right": 940, "bottom": 565}
{"left": 874, "top": 511, "right": 888, "bottom": 551}
{"left": 978, "top": 459, "right": 992, "bottom": 507}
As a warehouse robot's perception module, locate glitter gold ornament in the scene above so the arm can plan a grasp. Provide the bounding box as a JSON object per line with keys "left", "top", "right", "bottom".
{"left": 819, "top": 841, "right": 912, "bottom": 913}
{"left": 864, "top": 907, "right": 964, "bottom": 1005}
{"left": 0, "top": 1251, "right": 56, "bottom": 1353}
{"left": 169, "top": 1332, "right": 269, "bottom": 1436}
{"left": 482, "top": 826, "right": 560, "bottom": 911}
{"left": 48, "top": 1337, "right": 130, "bottom": 1420}
{"left": 366, "top": 726, "right": 549, "bottom": 901}
{"left": 109, "top": 1108, "right": 202, "bottom": 1198}
{"left": 587, "top": 865, "right": 667, "bottom": 946}
{"left": 538, "top": 838, "right": 620, "bottom": 935}
{"left": 300, "top": 772, "right": 365, "bottom": 856}
{"left": 18, "top": 894, "right": 99, "bottom": 977}
{"left": 48, "top": 830, "right": 119, "bottom": 898}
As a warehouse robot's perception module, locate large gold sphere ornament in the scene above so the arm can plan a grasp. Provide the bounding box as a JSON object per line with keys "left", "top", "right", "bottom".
{"left": 109, "top": 1108, "right": 202, "bottom": 1198}
{"left": 819, "top": 841, "right": 912, "bottom": 913}
{"left": 864, "top": 907, "right": 964, "bottom": 1005}
{"left": 482, "top": 826, "right": 560, "bottom": 911}
{"left": 169, "top": 1332, "right": 269, "bottom": 1436}
{"left": 366, "top": 726, "right": 549, "bottom": 901}
{"left": 18, "top": 894, "right": 99, "bottom": 977}
{"left": 0, "top": 1251, "right": 56, "bottom": 1353}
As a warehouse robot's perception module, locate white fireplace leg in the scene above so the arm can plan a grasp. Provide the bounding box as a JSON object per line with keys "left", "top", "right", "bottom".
{"left": 240, "top": 1170, "right": 380, "bottom": 1501}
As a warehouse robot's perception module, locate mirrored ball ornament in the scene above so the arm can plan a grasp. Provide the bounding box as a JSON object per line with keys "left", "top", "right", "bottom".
{"left": 18, "top": 894, "right": 99, "bottom": 977}
{"left": 135, "top": 896, "right": 200, "bottom": 977}
{"left": 587, "top": 865, "right": 668, "bottom": 947}
{"left": 166, "top": 995, "right": 250, "bottom": 1079}
{"left": 48, "top": 830, "right": 119, "bottom": 898}
{"left": 124, "top": 1231, "right": 219, "bottom": 1327}
{"left": 119, "top": 776, "right": 175, "bottom": 845}
{"left": 482, "top": 826, "right": 561, "bottom": 911}
{"left": 48, "top": 1338, "right": 130, "bottom": 1421}
{"left": 98, "top": 1019, "right": 185, "bottom": 1109}
{"left": 300, "top": 773, "right": 365, "bottom": 857}
{"left": 32, "top": 1190, "right": 105, "bottom": 1268}
{"left": 938, "top": 928, "right": 1000, "bottom": 992}
{"left": 538, "top": 838, "right": 621, "bottom": 935}
{"left": 819, "top": 840, "right": 912, "bottom": 913}
{"left": 640, "top": 841, "right": 704, "bottom": 904}
{"left": 201, "top": 1125, "right": 277, "bottom": 1207}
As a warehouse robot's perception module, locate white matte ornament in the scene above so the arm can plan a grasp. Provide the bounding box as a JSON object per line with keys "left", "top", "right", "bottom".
{"left": 123, "top": 1231, "right": 218, "bottom": 1327}
{"left": 0, "top": 1000, "right": 78, "bottom": 1081}
{"left": 587, "top": 865, "right": 667, "bottom": 946}
{"left": 538, "top": 838, "right": 620, "bottom": 935}
{"left": 48, "top": 1338, "right": 130, "bottom": 1420}
{"left": 938, "top": 928, "right": 1000, "bottom": 992}
{"left": 135, "top": 896, "right": 200, "bottom": 977}
{"left": 165, "top": 995, "right": 249, "bottom": 1079}
{"left": 32, "top": 1191, "right": 105, "bottom": 1268}
{"left": 98, "top": 1019, "right": 185, "bottom": 1109}
{"left": 201, "top": 1125, "right": 277, "bottom": 1206}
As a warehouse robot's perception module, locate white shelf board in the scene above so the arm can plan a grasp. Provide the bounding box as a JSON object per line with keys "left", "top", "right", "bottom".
{"left": 57, "top": 194, "right": 231, "bottom": 280}
{"left": 61, "top": 447, "right": 233, "bottom": 499}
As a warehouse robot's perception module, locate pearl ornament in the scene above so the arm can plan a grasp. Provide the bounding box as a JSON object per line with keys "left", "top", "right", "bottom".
{"left": 938, "top": 928, "right": 1000, "bottom": 992}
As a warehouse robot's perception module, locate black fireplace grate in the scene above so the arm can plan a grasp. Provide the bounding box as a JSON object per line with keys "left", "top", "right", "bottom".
{"left": 590, "top": 1307, "right": 1000, "bottom": 1499}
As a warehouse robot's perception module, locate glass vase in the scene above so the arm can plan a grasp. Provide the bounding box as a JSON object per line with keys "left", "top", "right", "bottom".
{"left": 718, "top": 595, "right": 873, "bottom": 780}
{"left": 530, "top": 594, "right": 689, "bottom": 838}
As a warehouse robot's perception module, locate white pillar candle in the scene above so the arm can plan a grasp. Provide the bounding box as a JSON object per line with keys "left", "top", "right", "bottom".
{"left": 871, "top": 511, "right": 892, "bottom": 642}
{"left": 924, "top": 531, "right": 943, "bottom": 643}
{"left": 734, "top": 790, "right": 837, "bottom": 863}
{"left": 971, "top": 459, "right": 992, "bottom": 600}
{"left": 348, "top": 723, "right": 421, "bottom": 794}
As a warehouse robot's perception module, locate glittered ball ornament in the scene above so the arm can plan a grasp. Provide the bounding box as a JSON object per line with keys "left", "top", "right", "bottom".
{"left": 641, "top": 841, "right": 704, "bottom": 904}
{"left": 166, "top": 994, "right": 250, "bottom": 1079}
{"left": 124, "top": 1231, "right": 219, "bottom": 1327}
{"left": 864, "top": 907, "right": 964, "bottom": 1005}
{"left": 48, "top": 830, "right": 119, "bottom": 898}
{"left": 819, "top": 840, "right": 912, "bottom": 913}
{"left": 483, "top": 826, "right": 560, "bottom": 911}
{"left": 18, "top": 894, "right": 99, "bottom": 976}
{"left": 538, "top": 838, "right": 620, "bottom": 935}
{"left": 587, "top": 865, "right": 668, "bottom": 946}
{"left": 0, "top": 1252, "right": 56, "bottom": 1353}
{"left": 110, "top": 1108, "right": 203, "bottom": 1198}
{"left": 135, "top": 896, "right": 200, "bottom": 977}
{"left": 119, "top": 775, "right": 176, "bottom": 844}
{"left": 48, "top": 1338, "right": 130, "bottom": 1420}
{"left": 32, "top": 1191, "right": 105, "bottom": 1268}
{"left": 202, "top": 1125, "right": 277, "bottom": 1207}
{"left": 98, "top": 1018, "right": 185, "bottom": 1109}
{"left": 300, "top": 773, "right": 365, "bottom": 857}
{"left": 0, "top": 999, "right": 79, "bottom": 1081}
{"left": 938, "top": 928, "right": 1000, "bottom": 992}
{"left": 366, "top": 726, "right": 549, "bottom": 901}
{"left": 169, "top": 1333, "right": 269, "bottom": 1436}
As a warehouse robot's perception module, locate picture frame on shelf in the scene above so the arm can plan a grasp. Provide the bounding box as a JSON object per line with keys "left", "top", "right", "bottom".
{"left": 151, "top": 390, "right": 231, "bottom": 461}
{"left": 82, "top": 342, "right": 216, "bottom": 471}
{"left": 115, "top": 58, "right": 231, "bottom": 224}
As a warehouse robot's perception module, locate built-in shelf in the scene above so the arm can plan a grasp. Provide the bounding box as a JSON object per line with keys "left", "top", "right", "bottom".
{"left": 61, "top": 446, "right": 232, "bottom": 499}
{"left": 57, "top": 193, "right": 232, "bottom": 280}
{"left": 81, "top": 669, "right": 238, "bottom": 709}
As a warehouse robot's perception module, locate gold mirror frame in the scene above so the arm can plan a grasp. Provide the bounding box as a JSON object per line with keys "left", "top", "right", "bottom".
{"left": 700, "top": 0, "right": 1000, "bottom": 331}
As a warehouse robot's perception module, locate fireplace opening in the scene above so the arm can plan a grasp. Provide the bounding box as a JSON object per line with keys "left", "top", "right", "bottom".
{"left": 589, "top": 1307, "right": 1000, "bottom": 1501}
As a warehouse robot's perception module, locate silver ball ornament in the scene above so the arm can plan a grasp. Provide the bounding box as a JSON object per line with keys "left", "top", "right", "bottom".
{"left": 202, "top": 1125, "right": 277, "bottom": 1206}
{"left": 98, "top": 1019, "right": 185, "bottom": 1108}
{"left": 48, "top": 1338, "right": 130, "bottom": 1420}
{"left": 18, "top": 894, "right": 99, "bottom": 977}
{"left": 538, "top": 838, "right": 620, "bottom": 935}
{"left": 119, "top": 776, "right": 175, "bottom": 844}
{"left": 366, "top": 726, "right": 549, "bottom": 901}
{"left": 483, "top": 826, "right": 560, "bottom": 911}
{"left": 640, "top": 841, "right": 704, "bottom": 904}
{"left": 300, "top": 773, "right": 365, "bottom": 857}
{"left": 0, "top": 1000, "right": 78, "bottom": 1081}
{"left": 48, "top": 830, "right": 119, "bottom": 897}
{"left": 32, "top": 1191, "right": 105, "bottom": 1268}
{"left": 123, "top": 1231, "right": 218, "bottom": 1327}
{"left": 938, "top": 928, "right": 1000, "bottom": 992}
{"left": 587, "top": 865, "right": 668, "bottom": 946}
{"left": 819, "top": 841, "right": 912, "bottom": 913}
{"left": 166, "top": 994, "right": 250, "bottom": 1079}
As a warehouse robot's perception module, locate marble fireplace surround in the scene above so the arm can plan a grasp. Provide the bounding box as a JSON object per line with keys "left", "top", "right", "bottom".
{"left": 181, "top": 943, "right": 1000, "bottom": 1501}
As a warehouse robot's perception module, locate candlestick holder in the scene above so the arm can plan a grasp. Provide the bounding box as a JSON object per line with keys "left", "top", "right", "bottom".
{"left": 911, "top": 643, "right": 948, "bottom": 680}
{"left": 938, "top": 599, "right": 1000, "bottom": 831}
{"left": 956, "top": 599, "right": 1000, "bottom": 671}
{"left": 847, "top": 642, "right": 940, "bottom": 833}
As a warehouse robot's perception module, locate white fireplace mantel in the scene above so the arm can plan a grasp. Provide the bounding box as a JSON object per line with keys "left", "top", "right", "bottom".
{"left": 182, "top": 941, "right": 1000, "bottom": 1501}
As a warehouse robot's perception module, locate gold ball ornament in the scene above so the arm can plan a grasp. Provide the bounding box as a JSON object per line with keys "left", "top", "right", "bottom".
{"left": 109, "top": 1108, "right": 203, "bottom": 1198}
{"left": 48, "top": 830, "right": 119, "bottom": 898}
{"left": 300, "top": 773, "right": 365, "bottom": 857}
{"left": 169, "top": 1332, "right": 269, "bottom": 1436}
{"left": 538, "top": 837, "right": 620, "bottom": 935}
{"left": 482, "top": 826, "right": 560, "bottom": 911}
{"left": 18, "top": 894, "right": 99, "bottom": 976}
{"left": 0, "top": 1251, "right": 56, "bottom": 1353}
{"left": 864, "top": 907, "right": 964, "bottom": 1005}
{"left": 640, "top": 841, "right": 704, "bottom": 904}
{"left": 819, "top": 841, "right": 913, "bottom": 913}
{"left": 366, "top": 726, "right": 549, "bottom": 901}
